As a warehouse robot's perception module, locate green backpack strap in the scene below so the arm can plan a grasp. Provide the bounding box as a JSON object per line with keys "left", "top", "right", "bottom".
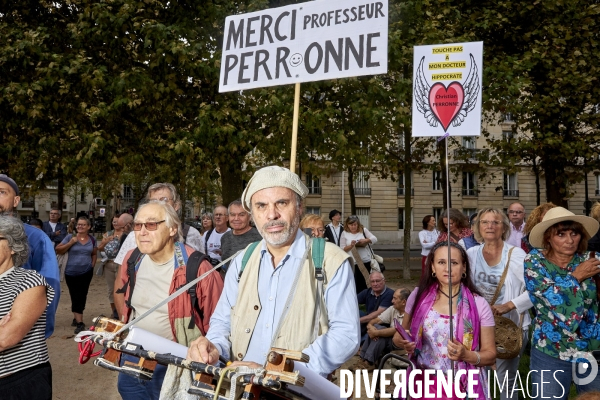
{"left": 311, "top": 237, "right": 326, "bottom": 282}
{"left": 238, "top": 241, "right": 261, "bottom": 282}
{"left": 310, "top": 237, "right": 326, "bottom": 341}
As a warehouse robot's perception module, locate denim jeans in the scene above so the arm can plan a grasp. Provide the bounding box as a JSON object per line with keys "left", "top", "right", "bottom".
{"left": 117, "top": 353, "right": 168, "bottom": 400}
{"left": 529, "top": 348, "right": 600, "bottom": 400}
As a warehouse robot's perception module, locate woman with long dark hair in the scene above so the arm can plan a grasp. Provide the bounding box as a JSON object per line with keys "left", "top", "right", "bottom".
{"left": 419, "top": 214, "right": 439, "bottom": 274}
{"left": 436, "top": 208, "right": 472, "bottom": 244}
{"left": 392, "top": 242, "right": 496, "bottom": 399}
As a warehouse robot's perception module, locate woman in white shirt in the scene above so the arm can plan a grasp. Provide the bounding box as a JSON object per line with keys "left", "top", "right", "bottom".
{"left": 466, "top": 208, "right": 532, "bottom": 400}
{"left": 340, "top": 215, "right": 378, "bottom": 293}
{"left": 418, "top": 214, "right": 439, "bottom": 275}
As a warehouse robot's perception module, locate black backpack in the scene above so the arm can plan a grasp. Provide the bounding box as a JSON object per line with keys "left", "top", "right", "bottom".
{"left": 116, "top": 248, "right": 209, "bottom": 333}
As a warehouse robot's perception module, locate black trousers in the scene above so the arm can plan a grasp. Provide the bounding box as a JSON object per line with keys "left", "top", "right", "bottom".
{"left": 354, "top": 261, "right": 372, "bottom": 294}
{"left": 0, "top": 362, "right": 52, "bottom": 400}
{"left": 65, "top": 269, "right": 94, "bottom": 314}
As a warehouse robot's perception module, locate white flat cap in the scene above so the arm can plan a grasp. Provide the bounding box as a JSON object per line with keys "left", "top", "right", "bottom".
{"left": 241, "top": 166, "right": 308, "bottom": 211}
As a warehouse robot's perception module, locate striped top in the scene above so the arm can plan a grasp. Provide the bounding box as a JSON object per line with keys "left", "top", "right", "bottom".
{"left": 0, "top": 267, "right": 55, "bottom": 377}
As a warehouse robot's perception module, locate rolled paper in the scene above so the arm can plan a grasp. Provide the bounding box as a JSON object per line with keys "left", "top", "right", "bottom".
{"left": 288, "top": 361, "right": 344, "bottom": 400}
{"left": 123, "top": 326, "right": 188, "bottom": 359}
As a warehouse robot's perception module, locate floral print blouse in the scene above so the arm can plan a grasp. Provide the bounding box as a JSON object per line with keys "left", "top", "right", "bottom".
{"left": 524, "top": 249, "right": 600, "bottom": 361}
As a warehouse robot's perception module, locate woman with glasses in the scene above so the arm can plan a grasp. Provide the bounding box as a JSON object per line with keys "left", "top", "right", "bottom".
{"left": 299, "top": 214, "right": 326, "bottom": 238}
{"left": 0, "top": 216, "right": 55, "bottom": 399}
{"left": 466, "top": 208, "right": 531, "bottom": 400}
{"left": 340, "top": 215, "right": 377, "bottom": 293}
{"left": 56, "top": 216, "right": 98, "bottom": 334}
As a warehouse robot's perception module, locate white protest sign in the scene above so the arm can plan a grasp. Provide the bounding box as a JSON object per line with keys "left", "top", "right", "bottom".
{"left": 219, "top": 0, "right": 388, "bottom": 92}
{"left": 411, "top": 42, "right": 483, "bottom": 137}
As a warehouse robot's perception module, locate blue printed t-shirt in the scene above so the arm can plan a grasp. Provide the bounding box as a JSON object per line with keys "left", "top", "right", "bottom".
{"left": 61, "top": 234, "right": 94, "bottom": 276}
{"left": 524, "top": 248, "right": 600, "bottom": 362}
{"left": 357, "top": 286, "right": 394, "bottom": 314}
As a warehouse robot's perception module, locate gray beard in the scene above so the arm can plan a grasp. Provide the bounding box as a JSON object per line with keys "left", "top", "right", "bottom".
{"left": 260, "top": 217, "right": 300, "bottom": 247}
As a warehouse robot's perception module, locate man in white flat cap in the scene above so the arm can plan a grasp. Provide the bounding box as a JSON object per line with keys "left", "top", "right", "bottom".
{"left": 187, "top": 166, "right": 360, "bottom": 377}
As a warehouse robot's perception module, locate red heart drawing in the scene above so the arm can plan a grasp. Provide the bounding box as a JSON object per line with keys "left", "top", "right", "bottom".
{"left": 428, "top": 82, "right": 464, "bottom": 132}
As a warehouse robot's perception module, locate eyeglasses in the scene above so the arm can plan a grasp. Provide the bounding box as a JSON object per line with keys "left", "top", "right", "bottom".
{"left": 133, "top": 220, "right": 166, "bottom": 231}
{"left": 480, "top": 220, "right": 501, "bottom": 227}
{"left": 214, "top": 213, "right": 227, "bottom": 217}
{"left": 508, "top": 210, "right": 524, "bottom": 215}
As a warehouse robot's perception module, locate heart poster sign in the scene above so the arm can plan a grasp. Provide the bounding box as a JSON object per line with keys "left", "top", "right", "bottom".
{"left": 411, "top": 42, "right": 483, "bottom": 137}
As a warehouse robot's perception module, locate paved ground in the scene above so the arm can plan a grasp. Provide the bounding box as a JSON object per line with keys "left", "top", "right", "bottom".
{"left": 49, "top": 257, "right": 421, "bottom": 400}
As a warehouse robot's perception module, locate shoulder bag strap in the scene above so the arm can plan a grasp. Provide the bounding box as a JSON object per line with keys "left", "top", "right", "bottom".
{"left": 490, "top": 247, "right": 515, "bottom": 306}
{"left": 352, "top": 247, "right": 371, "bottom": 289}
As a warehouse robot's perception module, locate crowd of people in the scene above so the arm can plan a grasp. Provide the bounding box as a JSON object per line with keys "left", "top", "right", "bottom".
{"left": 1, "top": 169, "right": 600, "bottom": 400}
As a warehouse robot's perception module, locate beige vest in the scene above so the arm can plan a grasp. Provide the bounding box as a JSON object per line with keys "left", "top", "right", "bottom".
{"left": 230, "top": 237, "right": 350, "bottom": 361}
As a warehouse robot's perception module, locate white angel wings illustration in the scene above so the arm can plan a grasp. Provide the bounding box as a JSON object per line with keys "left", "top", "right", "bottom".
{"left": 414, "top": 53, "right": 480, "bottom": 130}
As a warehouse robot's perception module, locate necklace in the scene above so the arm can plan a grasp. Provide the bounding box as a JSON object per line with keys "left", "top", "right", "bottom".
{"left": 438, "top": 289, "right": 459, "bottom": 299}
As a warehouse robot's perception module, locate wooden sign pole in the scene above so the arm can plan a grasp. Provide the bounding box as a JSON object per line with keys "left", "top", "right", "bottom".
{"left": 290, "top": 82, "right": 301, "bottom": 174}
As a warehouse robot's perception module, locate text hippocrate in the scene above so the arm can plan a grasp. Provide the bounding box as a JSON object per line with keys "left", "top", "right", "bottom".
{"left": 219, "top": 0, "right": 388, "bottom": 92}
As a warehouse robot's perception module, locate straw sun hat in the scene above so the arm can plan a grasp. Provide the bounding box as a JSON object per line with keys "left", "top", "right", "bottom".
{"left": 528, "top": 207, "right": 599, "bottom": 248}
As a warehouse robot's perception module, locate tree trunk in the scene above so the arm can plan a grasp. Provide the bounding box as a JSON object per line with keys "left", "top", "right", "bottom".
{"left": 179, "top": 167, "right": 187, "bottom": 222}
{"left": 402, "top": 132, "right": 412, "bottom": 280}
{"left": 532, "top": 158, "right": 541, "bottom": 206}
{"left": 347, "top": 167, "right": 356, "bottom": 215}
{"left": 542, "top": 158, "right": 568, "bottom": 208}
{"left": 438, "top": 139, "right": 451, "bottom": 209}
{"left": 219, "top": 159, "right": 244, "bottom": 206}
{"left": 57, "top": 168, "right": 64, "bottom": 217}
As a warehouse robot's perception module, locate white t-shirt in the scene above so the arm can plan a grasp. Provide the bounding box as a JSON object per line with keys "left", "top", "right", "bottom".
{"left": 49, "top": 222, "right": 57, "bottom": 231}
{"left": 130, "top": 255, "right": 174, "bottom": 340}
{"left": 340, "top": 228, "right": 378, "bottom": 263}
{"left": 470, "top": 244, "right": 509, "bottom": 305}
{"left": 206, "top": 228, "right": 231, "bottom": 261}
{"left": 378, "top": 306, "right": 404, "bottom": 326}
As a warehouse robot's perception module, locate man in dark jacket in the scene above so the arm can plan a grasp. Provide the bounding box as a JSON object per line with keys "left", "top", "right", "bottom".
{"left": 43, "top": 208, "right": 67, "bottom": 247}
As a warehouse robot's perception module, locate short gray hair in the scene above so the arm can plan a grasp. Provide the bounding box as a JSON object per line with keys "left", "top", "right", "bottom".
{"left": 146, "top": 183, "right": 181, "bottom": 211}
{"left": 0, "top": 216, "right": 29, "bottom": 267}
{"left": 228, "top": 199, "right": 245, "bottom": 214}
{"left": 136, "top": 200, "right": 183, "bottom": 243}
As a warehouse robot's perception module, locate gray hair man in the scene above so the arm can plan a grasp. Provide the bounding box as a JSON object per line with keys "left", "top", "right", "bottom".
{"left": 113, "top": 200, "right": 223, "bottom": 399}
{"left": 113, "top": 183, "right": 203, "bottom": 266}
{"left": 0, "top": 174, "right": 60, "bottom": 338}
{"left": 187, "top": 166, "right": 360, "bottom": 377}
{"left": 506, "top": 202, "right": 526, "bottom": 248}
{"left": 42, "top": 208, "right": 67, "bottom": 247}
{"left": 219, "top": 199, "right": 262, "bottom": 274}
{"left": 204, "top": 205, "right": 230, "bottom": 263}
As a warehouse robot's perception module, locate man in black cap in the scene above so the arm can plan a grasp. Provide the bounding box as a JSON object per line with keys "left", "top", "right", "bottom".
{"left": 324, "top": 209, "right": 343, "bottom": 246}
{"left": 0, "top": 174, "right": 60, "bottom": 338}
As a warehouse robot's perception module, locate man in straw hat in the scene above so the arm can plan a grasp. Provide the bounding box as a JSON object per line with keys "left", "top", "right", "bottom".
{"left": 187, "top": 166, "right": 360, "bottom": 376}
{"left": 525, "top": 207, "right": 600, "bottom": 397}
